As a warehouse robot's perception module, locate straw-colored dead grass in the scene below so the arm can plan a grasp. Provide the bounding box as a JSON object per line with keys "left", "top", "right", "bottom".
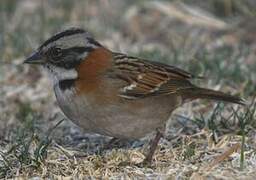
{"left": 0, "top": 0, "right": 255, "bottom": 179}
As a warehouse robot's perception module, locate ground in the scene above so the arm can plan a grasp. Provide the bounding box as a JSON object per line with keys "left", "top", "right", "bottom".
{"left": 0, "top": 0, "right": 256, "bottom": 179}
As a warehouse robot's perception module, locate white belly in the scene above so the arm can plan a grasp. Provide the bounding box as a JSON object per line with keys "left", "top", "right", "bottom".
{"left": 54, "top": 84, "right": 180, "bottom": 139}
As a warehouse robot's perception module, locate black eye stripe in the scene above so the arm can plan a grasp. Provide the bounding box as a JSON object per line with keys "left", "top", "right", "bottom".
{"left": 47, "top": 46, "right": 94, "bottom": 69}
{"left": 47, "top": 46, "right": 93, "bottom": 58}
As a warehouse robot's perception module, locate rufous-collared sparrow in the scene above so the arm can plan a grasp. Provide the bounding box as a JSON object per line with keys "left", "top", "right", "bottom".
{"left": 24, "top": 28, "right": 245, "bottom": 164}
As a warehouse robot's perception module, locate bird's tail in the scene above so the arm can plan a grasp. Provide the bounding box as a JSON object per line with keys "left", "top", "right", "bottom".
{"left": 180, "top": 87, "right": 246, "bottom": 105}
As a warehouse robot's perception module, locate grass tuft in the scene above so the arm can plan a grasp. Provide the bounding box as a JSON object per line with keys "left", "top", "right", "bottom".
{"left": 0, "top": 103, "right": 64, "bottom": 178}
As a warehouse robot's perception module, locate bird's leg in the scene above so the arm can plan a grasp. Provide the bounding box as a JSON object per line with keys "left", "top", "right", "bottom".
{"left": 143, "top": 130, "right": 163, "bottom": 164}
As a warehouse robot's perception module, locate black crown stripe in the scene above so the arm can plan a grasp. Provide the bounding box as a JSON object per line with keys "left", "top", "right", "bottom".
{"left": 39, "top": 28, "right": 86, "bottom": 49}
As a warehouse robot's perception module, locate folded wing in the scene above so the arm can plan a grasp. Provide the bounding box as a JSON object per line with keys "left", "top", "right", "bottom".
{"left": 113, "top": 53, "right": 196, "bottom": 99}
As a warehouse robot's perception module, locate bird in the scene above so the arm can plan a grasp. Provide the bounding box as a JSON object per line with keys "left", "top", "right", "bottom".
{"left": 24, "top": 27, "right": 245, "bottom": 164}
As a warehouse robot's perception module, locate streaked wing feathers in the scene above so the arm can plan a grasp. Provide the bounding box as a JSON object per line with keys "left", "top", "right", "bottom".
{"left": 113, "top": 53, "right": 195, "bottom": 99}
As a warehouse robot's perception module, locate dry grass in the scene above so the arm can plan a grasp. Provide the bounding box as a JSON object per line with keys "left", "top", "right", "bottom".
{"left": 0, "top": 0, "right": 256, "bottom": 179}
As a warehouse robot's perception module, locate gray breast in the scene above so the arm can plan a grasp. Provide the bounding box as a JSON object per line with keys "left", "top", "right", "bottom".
{"left": 53, "top": 83, "right": 181, "bottom": 139}
{"left": 54, "top": 83, "right": 95, "bottom": 131}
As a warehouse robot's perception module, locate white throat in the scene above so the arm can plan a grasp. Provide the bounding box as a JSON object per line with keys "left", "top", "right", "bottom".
{"left": 44, "top": 64, "right": 78, "bottom": 85}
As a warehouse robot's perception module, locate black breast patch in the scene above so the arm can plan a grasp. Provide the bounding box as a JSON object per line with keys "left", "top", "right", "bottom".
{"left": 59, "top": 79, "right": 75, "bottom": 91}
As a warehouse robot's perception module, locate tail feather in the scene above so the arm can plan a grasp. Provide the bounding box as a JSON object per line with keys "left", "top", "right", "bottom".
{"left": 180, "top": 87, "right": 246, "bottom": 105}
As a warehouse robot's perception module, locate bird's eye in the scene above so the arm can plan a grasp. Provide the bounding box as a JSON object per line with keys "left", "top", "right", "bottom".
{"left": 52, "top": 48, "right": 62, "bottom": 57}
{"left": 49, "top": 47, "right": 62, "bottom": 60}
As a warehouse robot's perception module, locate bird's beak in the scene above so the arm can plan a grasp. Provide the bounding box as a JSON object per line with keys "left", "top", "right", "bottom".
{"left": 24, "top": 51, "right": 44, "bottom": 64}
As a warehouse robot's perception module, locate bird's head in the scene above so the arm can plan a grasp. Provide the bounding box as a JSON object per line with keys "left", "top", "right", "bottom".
{"left": 24, "top": 27, "right": 102, "bottom": 82}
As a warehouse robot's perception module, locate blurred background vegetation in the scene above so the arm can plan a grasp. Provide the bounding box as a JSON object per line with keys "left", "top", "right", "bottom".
{"left": 0, "top": 0, "right": 255, "bottom": 179}
{"left": 1, "top": 0, "right": 256, "bottom": 95}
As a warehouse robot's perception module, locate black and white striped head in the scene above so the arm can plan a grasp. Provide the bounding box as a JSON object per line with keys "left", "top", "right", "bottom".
{"left": 24, "top": 28, "right": 102, "bottom": 83}
{"left": 24, "top": 28, "right": 102, "bottom": 69}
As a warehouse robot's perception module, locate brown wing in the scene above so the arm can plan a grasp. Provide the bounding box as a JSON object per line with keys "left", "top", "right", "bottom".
{"left": 113, "top": 53, "right": 197, "bottom": 99}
